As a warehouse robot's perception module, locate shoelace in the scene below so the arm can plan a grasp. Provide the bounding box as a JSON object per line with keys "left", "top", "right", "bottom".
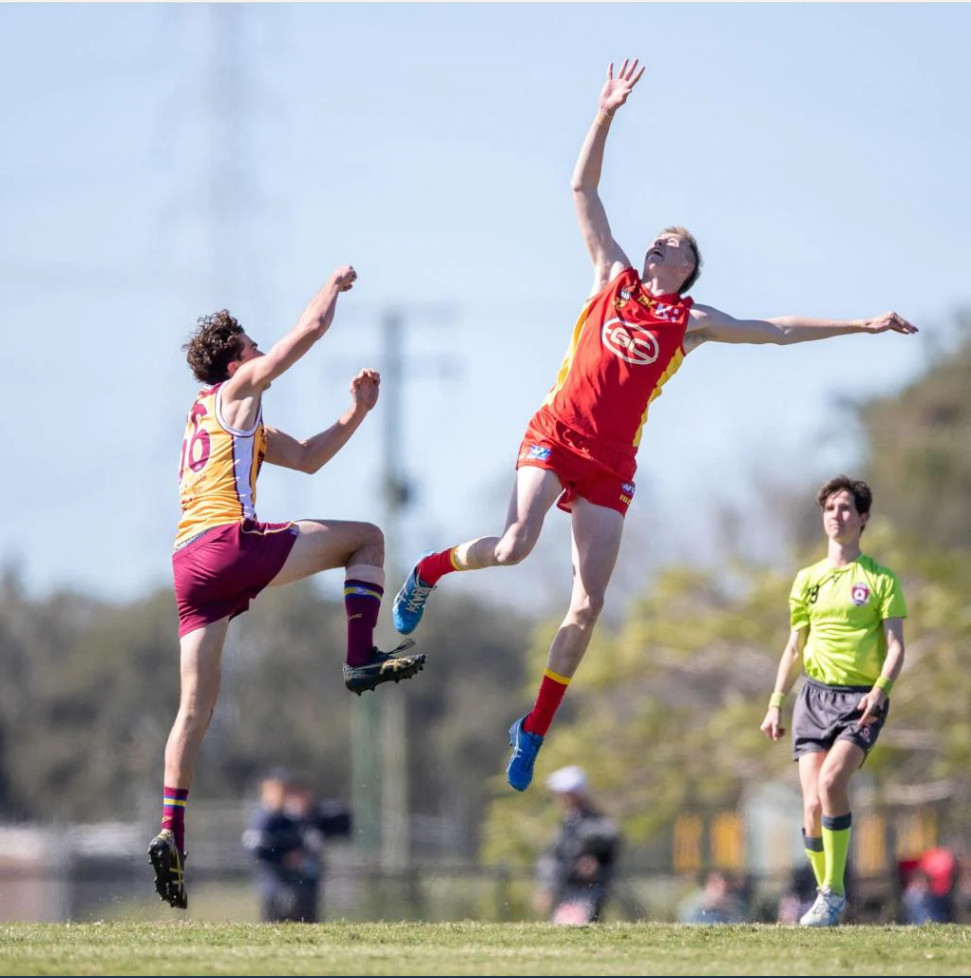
{"left": 511, "top": 727, "right": 535, "bottom": 758}
{"left": 373, "top": 640, "right": 417, "bottom": 662}
{"left": 405, "top": 580, "right": 434, "bottom": 613}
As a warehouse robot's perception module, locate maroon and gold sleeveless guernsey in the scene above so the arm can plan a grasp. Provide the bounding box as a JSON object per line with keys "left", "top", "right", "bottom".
{"left": 532, "top": 267, "right": 692, "bottom": 480}
{"left": 174, "top": 383, "right": 267, "bottom": 548}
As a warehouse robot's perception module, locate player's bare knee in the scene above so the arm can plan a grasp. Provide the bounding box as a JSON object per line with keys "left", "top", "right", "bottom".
{"left": 348, "top": 523, "right": 385, "bottom": 567}
{"left": 361, "top": 522, "right": 384, "bottom": 549}
{"left": 572, "top": 591, "right": 605, "bottom": 625}
{"left": 817, "top": 767, "right": 846, "bottom": 804}
{"left": 803, "top": 796, "right": 822, "bottom": 825}
{"left": 495, "top": 528, "right": 536, "bottom": 565}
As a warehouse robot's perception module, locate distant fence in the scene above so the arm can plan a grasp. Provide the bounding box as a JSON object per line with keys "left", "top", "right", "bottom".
{"left": 0, "top": 810, "right": 966, "bottom": 925}
{"left": 1, "top": 854, "right": 966, "bottom": 925}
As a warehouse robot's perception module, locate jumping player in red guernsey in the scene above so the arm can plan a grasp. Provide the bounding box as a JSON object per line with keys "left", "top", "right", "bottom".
{"left": 393, "top": 59, "right": 919, "bottom": 792}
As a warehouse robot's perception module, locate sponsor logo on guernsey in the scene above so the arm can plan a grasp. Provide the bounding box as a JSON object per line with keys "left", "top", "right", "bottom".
{"left": 602, "top": 317, "right": 660, "bottom": 365}
{"left": 653, "top": 302, "right": 682, "bottom": 323}
{"left": 851, "top": 584, "right": 871, "bottom": 606}
{"left": 523, "top": 444, "right": 552, "bottom": 461}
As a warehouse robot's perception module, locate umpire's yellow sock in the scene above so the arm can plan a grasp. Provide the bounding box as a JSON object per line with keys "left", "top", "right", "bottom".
{"left": 802, "top": 829, "right": 825, "bottom": 886}
{"left": 822, "top": 812, "right": 852, "bottom": 896}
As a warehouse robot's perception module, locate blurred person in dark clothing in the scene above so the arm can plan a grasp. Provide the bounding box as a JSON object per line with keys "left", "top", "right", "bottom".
{"left": 678, "top": 869, "right": 749, "bottom": 924}
{"left": 283, "top": 779, "right": 351, "bottom": 923}
{"left": 534, "top": 765, "right": 621, "bottom": 924}
{"left": 242, "top": 769, "right": 350, "bottom": 922}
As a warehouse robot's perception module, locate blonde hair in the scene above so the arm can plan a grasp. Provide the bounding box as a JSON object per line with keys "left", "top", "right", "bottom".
{"left": 658, "top": 225, "right": 702, "bottom": 294}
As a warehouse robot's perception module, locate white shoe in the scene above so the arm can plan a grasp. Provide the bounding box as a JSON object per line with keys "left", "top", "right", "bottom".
{"left": 799, "top": 887, "right": 846, "bottom": 927}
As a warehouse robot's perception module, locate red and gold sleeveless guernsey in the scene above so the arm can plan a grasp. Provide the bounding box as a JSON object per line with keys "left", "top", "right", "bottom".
{"left": 174, "top": 382, "right": 267, "bottom": 549}
{"left": 530, "top": 267, "right": 692, "bottom": 481}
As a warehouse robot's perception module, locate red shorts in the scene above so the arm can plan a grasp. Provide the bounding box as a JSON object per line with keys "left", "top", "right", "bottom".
{"left": 517, "top": 416, "right": 635, "bottom": 517}
{"left": 172, "top": 519, "right": 298, "bottom": 638}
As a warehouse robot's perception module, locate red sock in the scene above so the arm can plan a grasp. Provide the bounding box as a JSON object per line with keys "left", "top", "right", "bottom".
{"left": 522, "top": 671, "right": 571, "bottom": 737}
{"left": 417, "top": 548, "right": 459, "bottom": 587}
{"left": 162, "top": 786, "right": 189, "bottom": 852}
{"left": 345, "top": 580, "right": 384, "bottom": 667}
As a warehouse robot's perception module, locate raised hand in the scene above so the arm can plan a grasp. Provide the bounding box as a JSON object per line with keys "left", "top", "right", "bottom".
{"left": 335, "top": 265, "right": 357, "bottom": 292}
{"left": 599, "top": 58, "right": 646, "bottom": 116}
{"left": 350, "top": 367, "right": 380, "bottom": 411}
{"left": 863, "top": 311, "right": 918, "bottom": 334}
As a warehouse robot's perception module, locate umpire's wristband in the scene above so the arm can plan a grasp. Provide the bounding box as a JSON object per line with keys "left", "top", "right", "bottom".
{"left": 768, "top": 691, "right": 786, "bottom": 709}
{"left": 874, "top": 675, "right": 894, "bottom": 695}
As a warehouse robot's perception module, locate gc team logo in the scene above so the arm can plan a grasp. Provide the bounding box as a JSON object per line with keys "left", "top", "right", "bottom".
{"left": 851, "top": 584, "right": 871, "bottom": 606}
{"left": 602, "top": 317, "right": 659, "bottom": 365}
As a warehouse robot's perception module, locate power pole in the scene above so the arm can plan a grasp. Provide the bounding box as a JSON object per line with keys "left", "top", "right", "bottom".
{"left": 348, "top": 305, "right": 456, "bottom": 872}
{"left": 379, "top": 309, "right": 411, "bottom": 874}
{"left": 349, "top": 311, "right": 409, "bottom": 864}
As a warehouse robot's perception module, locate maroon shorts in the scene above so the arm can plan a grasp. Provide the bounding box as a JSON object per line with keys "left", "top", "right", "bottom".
{"left": 172, "top": 519, "right": 298, "bottom": 638}
{"left": 517, "top": 419, "right": 635, "bottom": 518}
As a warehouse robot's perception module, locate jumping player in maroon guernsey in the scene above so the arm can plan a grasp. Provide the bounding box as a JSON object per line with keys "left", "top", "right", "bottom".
{"left": 394, "top": 59, "right": 918, "bottom": 792}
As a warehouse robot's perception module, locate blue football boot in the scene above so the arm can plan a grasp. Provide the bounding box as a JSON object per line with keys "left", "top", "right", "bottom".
{"left": 506, "top": 715, "right": 545, "bottom": 792}
{"left": 392, "top": 553, "right": 436, "bottom": 635}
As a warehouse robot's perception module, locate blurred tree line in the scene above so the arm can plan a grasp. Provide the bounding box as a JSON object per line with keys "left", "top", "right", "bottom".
{"left": 0, "top": 570, "right": 533, "bottom": 857}
{"left": 1, "top": 314, "right": 970, "bottom": 866}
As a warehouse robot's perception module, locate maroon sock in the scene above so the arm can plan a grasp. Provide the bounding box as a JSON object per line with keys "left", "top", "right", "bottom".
{"left": 416, "top": 548, "right": 459, "bottom": 587}
{"left": 162, "top": 786, "right": 189, "bottom": 852}
{"left": 345, "top": 579, "right": 384, "bottom": 667}
{"left": 522, "top": 672, "right": 570, "bottom": 737}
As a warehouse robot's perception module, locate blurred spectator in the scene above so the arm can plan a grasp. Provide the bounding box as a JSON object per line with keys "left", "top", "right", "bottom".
{"left": 678, "top": 870, "right": 748, "bottom": 924}
{"left": 534, "top": 765, "right": 621, "bottom": 925}
{"left": 283, "top": 779, "right": 351, "bottom": 923}
{"left": 777, "top": 864, "right": 818, "bottom": 924}
{"left": 901, "top": 869, "right": 944, "bottom": 924}
{"left": 899, "top": 848, "right": 959, "bottom": 924}
{"left": 242, "top": 768, "right": 351, "bottom": 923}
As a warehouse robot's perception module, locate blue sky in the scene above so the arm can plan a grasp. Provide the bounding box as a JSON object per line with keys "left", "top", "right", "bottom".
{"left": 2, "top": 3, "right": 969, "bottom": 611}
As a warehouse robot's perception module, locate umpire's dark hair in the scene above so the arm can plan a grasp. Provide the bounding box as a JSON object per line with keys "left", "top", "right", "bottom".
{"left": 816, "top": 475, "right": 873, "bottom": 520}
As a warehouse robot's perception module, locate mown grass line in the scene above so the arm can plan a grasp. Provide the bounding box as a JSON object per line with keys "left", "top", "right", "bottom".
{"left": 1, "top": 921, "right": 969, "bottom": 976}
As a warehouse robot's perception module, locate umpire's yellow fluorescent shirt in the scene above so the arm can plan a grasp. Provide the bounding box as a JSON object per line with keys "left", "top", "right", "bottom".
{"left": 789, "top": 555, "right": 908, "bottom": 686}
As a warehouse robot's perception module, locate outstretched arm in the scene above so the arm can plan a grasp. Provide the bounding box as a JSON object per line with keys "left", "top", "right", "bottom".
{"left": 572, "top": 59, "right": 644, "bottom": 295}
{"left": 685, "top": 304, "right": 918, "bottom": 352}
{"left": 264, "top": 368, "right": 380, "bottom": 473}
{"left": 226, "top": 266, "right": 358, "bottom": 398}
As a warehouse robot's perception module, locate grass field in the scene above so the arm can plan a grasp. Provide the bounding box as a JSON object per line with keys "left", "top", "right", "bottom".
{"left": 1, "top": 921, "right": 970, "bottom": 976}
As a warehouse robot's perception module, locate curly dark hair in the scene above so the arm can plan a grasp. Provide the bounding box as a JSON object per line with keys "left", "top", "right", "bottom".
{"left": 816, "top": 475, "right": 873, "bottom": 518}
{"left": 183, "top": 310, "right": 245, "bottom": 385}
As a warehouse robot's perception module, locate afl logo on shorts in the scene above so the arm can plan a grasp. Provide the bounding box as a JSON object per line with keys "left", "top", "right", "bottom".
{"left": 602, "top": 317, "right": 659, "bottom": 365}
{"left": 851, "top": 584, "right": 871, "bottom": 606}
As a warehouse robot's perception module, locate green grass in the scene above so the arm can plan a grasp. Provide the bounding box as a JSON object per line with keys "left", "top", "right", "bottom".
{"left": 1, "top": 922, "right": 970, "bottom": 976}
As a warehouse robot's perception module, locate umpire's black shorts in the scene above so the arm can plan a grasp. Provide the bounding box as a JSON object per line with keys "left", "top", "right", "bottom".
{"left": 792, "top": 677, "right": 888, "bottom": 761}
